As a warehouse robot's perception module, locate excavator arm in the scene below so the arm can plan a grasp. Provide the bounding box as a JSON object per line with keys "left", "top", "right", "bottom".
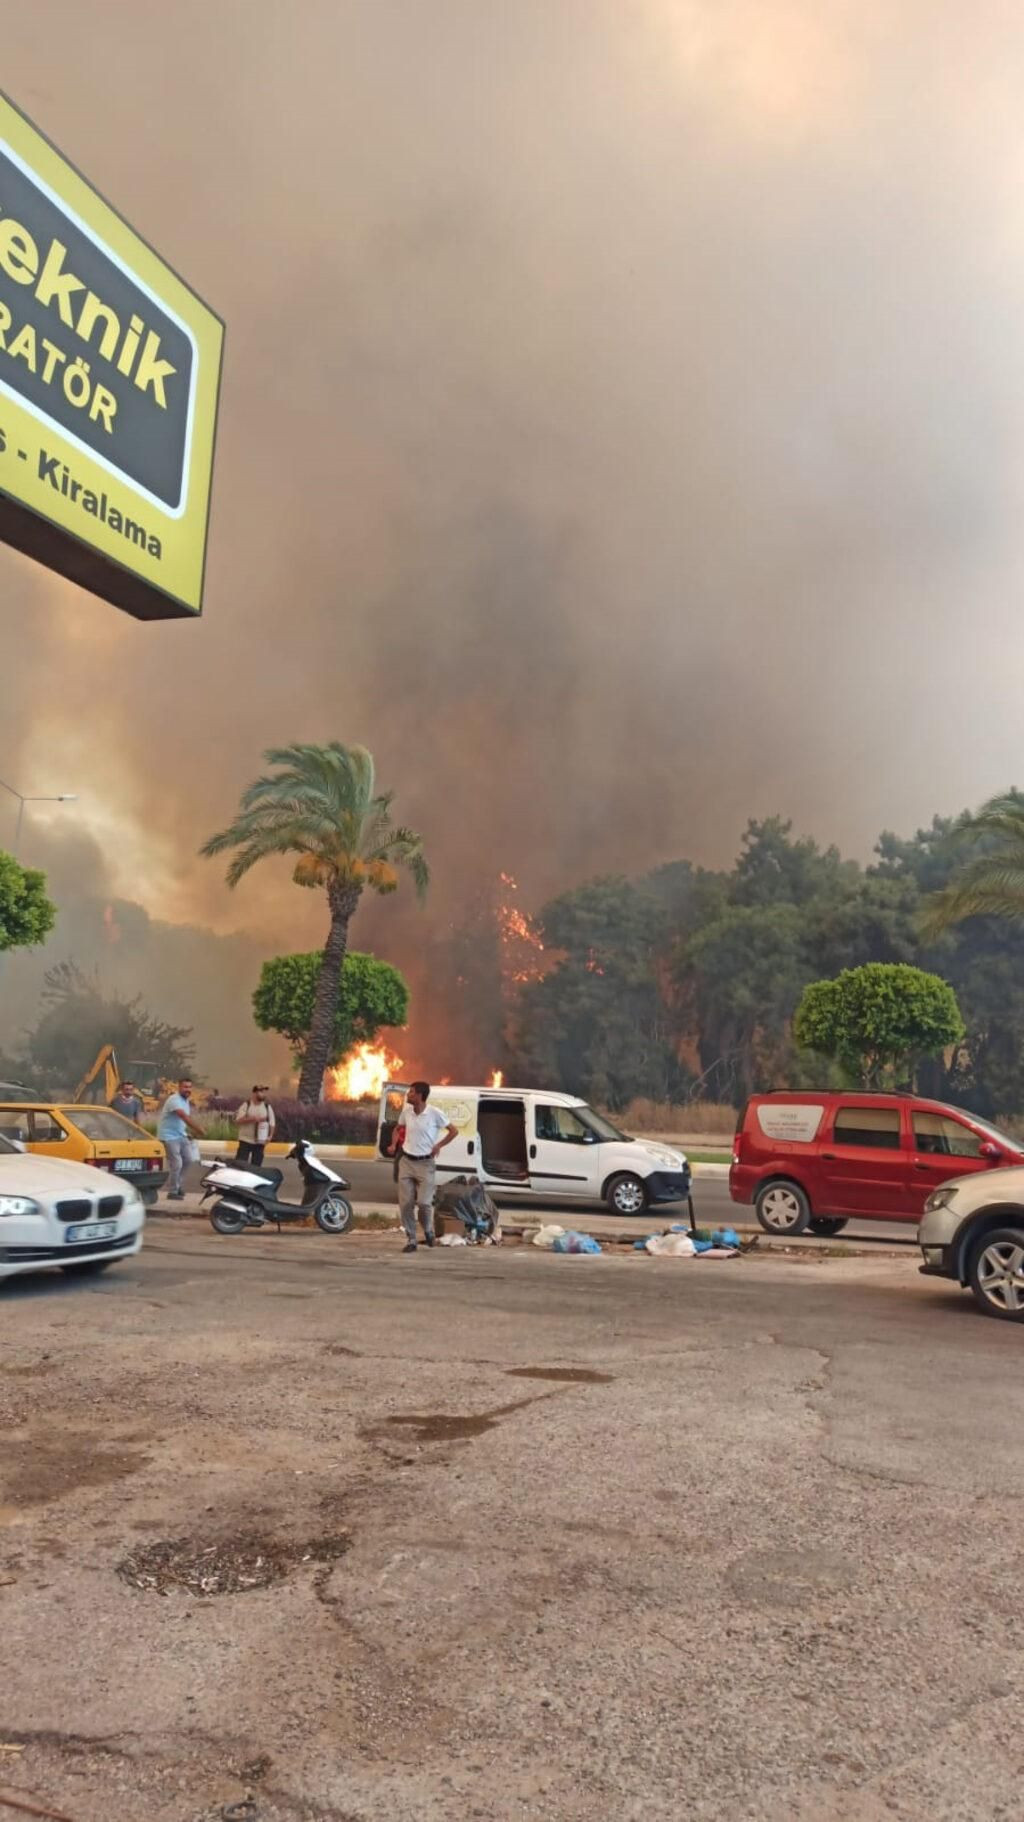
{"left": 73, "top": 1044, "right": 121, "bottom": 1105}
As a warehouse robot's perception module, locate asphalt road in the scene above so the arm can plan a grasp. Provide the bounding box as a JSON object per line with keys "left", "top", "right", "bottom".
{"left": 198, "top": 1153, "right": 917, "bottom": 1246}
{"left": 0, "top": 1229, "right": 1020, "bottom": 1822}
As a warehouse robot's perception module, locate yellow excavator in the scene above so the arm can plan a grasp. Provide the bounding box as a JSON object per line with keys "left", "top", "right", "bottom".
{"left": 73, "top": 1047, "right": 209, "bottom": 1112}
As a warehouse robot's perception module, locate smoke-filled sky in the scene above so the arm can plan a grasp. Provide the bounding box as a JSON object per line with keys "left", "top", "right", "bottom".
{"left": 3, "top": 1, "right": 1024, "bottom": 1078}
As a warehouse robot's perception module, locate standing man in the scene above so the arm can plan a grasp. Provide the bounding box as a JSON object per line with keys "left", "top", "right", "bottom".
{"left": 234, "top": 1085, "right": 276, "bottom": 1167}
{"left": 110, "top": 1079, "right": 143, "bottom": 1124}
{"left": 392, "top": 1081, "right": 458, "bottom": 1253}
{"left": 158, "top": 1078, "right": 204, "bottom": 1201}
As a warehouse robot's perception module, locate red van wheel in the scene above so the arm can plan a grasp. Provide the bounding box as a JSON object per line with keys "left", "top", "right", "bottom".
{"left": 755, "top": 1181, "right": 810, "bottom": 1235}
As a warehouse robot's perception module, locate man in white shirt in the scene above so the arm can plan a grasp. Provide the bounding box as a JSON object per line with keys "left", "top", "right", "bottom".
{"left": 392, "top": 1080, "right": 458, "bottom": 1253}
{"left": 235, "top": 1086, "right": 276, "bottom": 1167}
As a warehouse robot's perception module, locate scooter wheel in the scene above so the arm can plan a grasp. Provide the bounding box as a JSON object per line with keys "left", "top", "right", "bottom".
{"left": 211, "top": 1201, "right": 247, "bottom": 1235}
{"left": 315, "top": 1196, "right": 354, "bottom": 1235}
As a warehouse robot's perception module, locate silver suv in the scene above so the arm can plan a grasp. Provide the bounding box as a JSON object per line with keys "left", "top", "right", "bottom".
{"left": 919, "top": 1163, "right": 1024, "bottom": 1321}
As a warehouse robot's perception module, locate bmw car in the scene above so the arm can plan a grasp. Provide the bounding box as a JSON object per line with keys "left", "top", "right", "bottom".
{"left": 0, "top": 1132, "right": 145, "bottom": 1283}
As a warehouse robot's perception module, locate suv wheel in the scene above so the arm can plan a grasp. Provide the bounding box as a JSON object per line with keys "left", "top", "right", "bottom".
{"left": 967, "top": 1226, "right": 1024, "bottom": 1321}
{"left": 755, "top": 1180, "right": 810, "bottom": 1236}
{"left": 809, "top": 1217, "right": 848, "bottom": 1237}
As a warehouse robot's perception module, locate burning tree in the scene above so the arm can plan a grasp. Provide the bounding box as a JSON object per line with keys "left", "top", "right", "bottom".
{"left": 201, "top": 743, "right": 428, "bottom": 1102}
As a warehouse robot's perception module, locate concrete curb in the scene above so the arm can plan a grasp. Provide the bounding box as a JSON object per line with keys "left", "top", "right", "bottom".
{"left": 146, "top": 1203, "right": 913, "bottom": 1256}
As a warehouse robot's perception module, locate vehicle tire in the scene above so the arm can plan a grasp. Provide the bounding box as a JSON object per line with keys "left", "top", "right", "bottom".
{"left": 315, "top": 1196, "right": 354, "bottom": 1234}
{"left": 141, "top": 1188, "right": 159, "bottom": 1207}
{"left": 605, "top": 1173, "right": 649, "bottom": 1217}
{"left": 60, "top": 1259, "right": 114, "bottom": 1276}
{"left": 809, "top": 1217, "right": 848, "bottom": 1237}
{"left": 210, "top": 1201, "right": 247, "bottom": 1235}
{"left": 755, "top": 1180, "right": 810, "bottom": 1236}
{"left": 967, "top": 1225, "right": 1024, "bottom": 1321}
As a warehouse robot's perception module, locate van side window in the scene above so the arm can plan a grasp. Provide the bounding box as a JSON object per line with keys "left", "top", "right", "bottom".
{"left": 535, "top": 1105, "right": 592, "bottom": 1144}
{"left": 913, "top": 1112, "right": 983, "bottom": 1158}
{"left": 833, "top": 1107, "right": 902, "bottom": 1150}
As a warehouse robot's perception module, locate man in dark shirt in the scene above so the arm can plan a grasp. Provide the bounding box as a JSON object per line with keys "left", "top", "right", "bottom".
{"left": 110, "top": 1080, "right": 144, "bottom": 1124}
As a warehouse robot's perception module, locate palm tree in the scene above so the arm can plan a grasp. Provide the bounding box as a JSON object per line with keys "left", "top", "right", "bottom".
{"left": 201, "top": 743, "right": 428, "bottom": 1102}
{"left": 922, "top": 791, "right": 1024, "bottom": 935}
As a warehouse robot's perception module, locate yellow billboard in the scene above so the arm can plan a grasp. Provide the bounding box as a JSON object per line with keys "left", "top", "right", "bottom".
{"left": 0, "top": 92, "right": 223, "bottom": 619}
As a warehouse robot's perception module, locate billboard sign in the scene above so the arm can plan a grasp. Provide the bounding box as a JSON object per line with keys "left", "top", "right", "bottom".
{"left": 0, "top": 93, "right": 223, "bottom": 618}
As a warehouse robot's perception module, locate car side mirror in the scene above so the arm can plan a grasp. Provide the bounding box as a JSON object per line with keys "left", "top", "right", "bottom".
{"left": 979, "top": 1141, "right": 1003, "bottom": 1159}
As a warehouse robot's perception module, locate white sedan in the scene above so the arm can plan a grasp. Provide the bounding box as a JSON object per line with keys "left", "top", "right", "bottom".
{"left": 0, "top": 1131, "right": 145, "bottom": 1283}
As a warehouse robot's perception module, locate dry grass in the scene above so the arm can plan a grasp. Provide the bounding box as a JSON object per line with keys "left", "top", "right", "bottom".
{"left": 617, "top": 1098, "right": 737, "bottom": 1136}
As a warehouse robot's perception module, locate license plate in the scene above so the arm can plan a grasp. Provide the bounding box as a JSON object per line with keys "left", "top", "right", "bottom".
{"left": 113, "top": 1159, "right": 144, "bottom": 1172}
{"left": 66, "top": 1221, "right": 118, "bottom": 1243}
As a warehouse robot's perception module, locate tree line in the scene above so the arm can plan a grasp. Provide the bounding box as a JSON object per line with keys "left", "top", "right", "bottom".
{"left": 500, "top": 801, "right": 1024, "bottom": 1118}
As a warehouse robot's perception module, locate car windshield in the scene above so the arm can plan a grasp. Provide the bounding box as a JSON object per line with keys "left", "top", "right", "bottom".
{"left": 954, "top": 1112, "right": 1021, "bottom": 1151}
{"left": 60, "top": 1107, "right": 145, "bottom": 1140}
{"left": 573, "top": 1104, "right": 627, "bottom": 1142}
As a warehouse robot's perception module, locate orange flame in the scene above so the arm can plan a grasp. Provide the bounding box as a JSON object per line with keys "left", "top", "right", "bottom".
{"left": 326, "top": 1041, "right": 404, "bottom": 1102}
{"left": 496, "top": 872, "right": 545, "bottom": 986}
{"left": 489, "top": 1068, "right": 504, "bottom": 1088}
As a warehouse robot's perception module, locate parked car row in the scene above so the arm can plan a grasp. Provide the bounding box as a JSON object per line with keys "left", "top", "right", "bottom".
{"left": 4, "top": 1076, "right": 1023, "bottom": 1326}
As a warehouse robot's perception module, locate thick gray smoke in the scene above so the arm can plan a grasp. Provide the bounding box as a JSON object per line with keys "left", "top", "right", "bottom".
{"left": 2, "top": 1, "right": 1024, "bottom": 1080}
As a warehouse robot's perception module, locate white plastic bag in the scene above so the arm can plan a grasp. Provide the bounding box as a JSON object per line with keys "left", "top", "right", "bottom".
{"left": 645, "top": 1232, "right": 695, "bottom": 1257}
{"left": 532, "top": 1224, "right": 566, "bottom": 1249}
{"left": 188, "top": 1138, "right": 202, "bottom": 1166}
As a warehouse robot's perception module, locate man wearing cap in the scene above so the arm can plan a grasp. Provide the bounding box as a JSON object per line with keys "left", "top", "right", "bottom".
{"left": 235, "top": 1086, "right": 276, "bottom": 1167}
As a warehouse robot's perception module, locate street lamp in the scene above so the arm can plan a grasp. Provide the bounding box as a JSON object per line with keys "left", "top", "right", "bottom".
{"left": 0, "top": 779, "right": 78, "bottom": 855}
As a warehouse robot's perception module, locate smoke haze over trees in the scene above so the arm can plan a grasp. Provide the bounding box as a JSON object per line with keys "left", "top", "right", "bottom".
{"left": 502, "top": 807, "right": 1024, "bottom": 1119}
{"left": 4, "top": 4, "right": 1024, "bottom": 1078}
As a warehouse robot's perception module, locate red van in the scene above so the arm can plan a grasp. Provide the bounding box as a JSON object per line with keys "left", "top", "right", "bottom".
{"left": 730, "top": 1092, "right": 1024, "bottom": 1234}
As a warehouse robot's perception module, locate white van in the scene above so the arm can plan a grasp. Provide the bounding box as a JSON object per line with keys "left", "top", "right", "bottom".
{"left": 377, "top": 1082, "right": 691, "bottom": 1217}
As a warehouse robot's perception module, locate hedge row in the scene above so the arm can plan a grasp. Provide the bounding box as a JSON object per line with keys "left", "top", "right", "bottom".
{"left": 206, "top": 1096, "right": 378, "bottom": 1144}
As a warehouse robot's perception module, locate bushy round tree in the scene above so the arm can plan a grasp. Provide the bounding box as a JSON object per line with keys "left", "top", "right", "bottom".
{"left": 253, "top": 950, "right": 408, "bottom": 1068}
{"left": 0, "top": 851, "right": 56, "bottom": 952}
{"left": 794, "top": 962, "right": 963, "bottom": 1089}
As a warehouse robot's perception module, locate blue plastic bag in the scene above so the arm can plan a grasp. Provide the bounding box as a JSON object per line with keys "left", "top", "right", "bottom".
{"left": 711, "top": 1227, "right": 740, "bottom": 1249}
{"left": 552, "top": 1231, "right": 603, "bottom": 1254}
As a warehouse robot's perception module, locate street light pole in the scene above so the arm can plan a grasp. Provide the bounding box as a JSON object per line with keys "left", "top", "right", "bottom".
{"left": 0, "top": 780, "right": 78, "bottom": 857}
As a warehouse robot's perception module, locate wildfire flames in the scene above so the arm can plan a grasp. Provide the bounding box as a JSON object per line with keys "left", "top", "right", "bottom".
{"left": 496, "top": 871, "right": 545, "bottom": 986}
{"left": 326, "top": 1041, "right": 403, "bottom": 1102}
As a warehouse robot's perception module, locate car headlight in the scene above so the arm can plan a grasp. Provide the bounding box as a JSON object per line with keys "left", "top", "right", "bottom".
{"left": 924, "top": 1186, "right": 959, "bottom": 1213}
{"left": 0, "top": 1196, "right": 40, "bottom": 1216}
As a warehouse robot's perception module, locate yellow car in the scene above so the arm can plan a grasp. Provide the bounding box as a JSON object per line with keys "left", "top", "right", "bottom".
{"left": 0, "top": 1103, "right": 167, "bottom": 1205}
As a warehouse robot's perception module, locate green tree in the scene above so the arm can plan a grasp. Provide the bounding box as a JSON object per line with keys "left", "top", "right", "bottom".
{"left": 253, "top": 950, "right": 409, "bottom": 1068}
{"left": 920, "top": 791, "right": 1024, "bottom": 930}
{"left": 794, "top": 962, "right": 964, "bottom": 1089}
{"left": 675, "top": 903, "right": 812, "bottom": 1102}
{"left": 872, "top": 808, "right": 1024, "bottom": 1115}
{"left": 507, "top": 878, "right": 687, "bottom": 1109}
{"left": 18, "top": 961, "right": 194, "bottom": 1096}
{"left": 201, "top": 744, "right": 428, "bottom": 1103}
{"left": 0, "top": 850, "right": 56, "bottom": 951}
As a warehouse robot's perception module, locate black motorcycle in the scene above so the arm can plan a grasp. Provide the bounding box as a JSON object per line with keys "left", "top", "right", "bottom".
{"left": 200, "top": 1139, "right": 354, "bottom": 1235}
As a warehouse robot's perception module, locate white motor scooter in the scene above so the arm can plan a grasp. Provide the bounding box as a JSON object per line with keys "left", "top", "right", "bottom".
{"left": 201, "top": 1138, "right": 354, "bottom": 1235}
